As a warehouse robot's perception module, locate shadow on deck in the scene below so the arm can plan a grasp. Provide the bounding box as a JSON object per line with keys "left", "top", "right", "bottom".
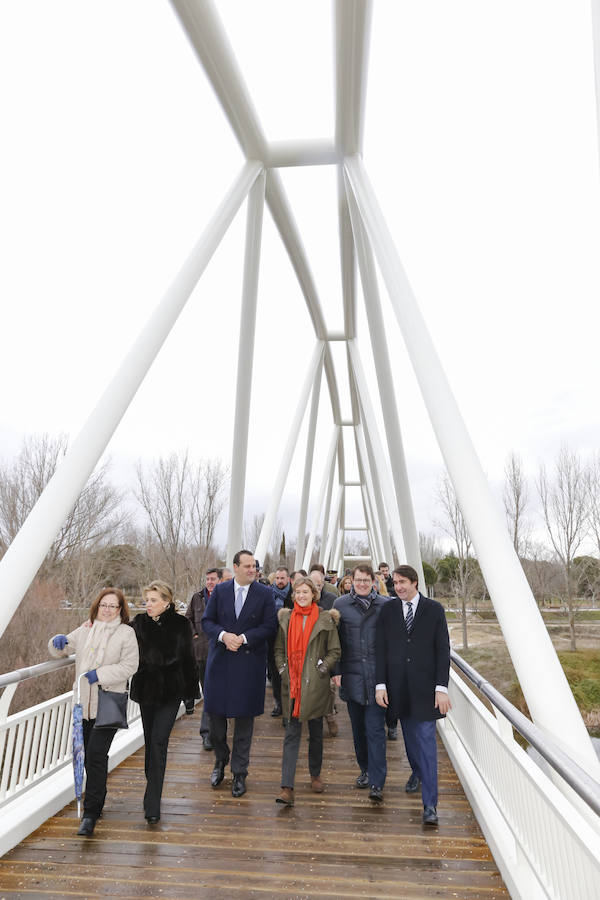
{"left": 0, "top": 697, "right": 508, "bottom": 898}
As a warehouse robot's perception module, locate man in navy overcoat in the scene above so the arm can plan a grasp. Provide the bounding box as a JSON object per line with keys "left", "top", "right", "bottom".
{"left": 375, "top": 564, "right": 451, "bottom": 826}
{"left": 201, "top": 549, "right": 277, "bottom": 797}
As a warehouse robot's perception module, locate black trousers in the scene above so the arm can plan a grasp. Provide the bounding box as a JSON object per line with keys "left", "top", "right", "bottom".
{"left": 82, "top": 718, "right": 117, "bottom": 820}
{"left": 139, "top": 700, "right": 180, "bottom": 818}
{"left": 266, "top": 638, "right": 282, "bottom": 704}
{"left": 281, "top": 715, "right": 323, "bottom": 788}
{"left": 209, "top": 714, "right": 254, "bottom": 776}
{"left": 197, "top": 659, "right": 210, "bottom": 738}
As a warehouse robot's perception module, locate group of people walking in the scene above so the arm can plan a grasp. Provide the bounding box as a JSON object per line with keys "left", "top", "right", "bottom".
{"left": 50, "top": 549, "right": 451, "bottom": 835}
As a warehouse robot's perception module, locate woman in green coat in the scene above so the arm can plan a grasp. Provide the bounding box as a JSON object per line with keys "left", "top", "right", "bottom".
{"left": 274, "top": 576, "right": 341, "bottom": 806}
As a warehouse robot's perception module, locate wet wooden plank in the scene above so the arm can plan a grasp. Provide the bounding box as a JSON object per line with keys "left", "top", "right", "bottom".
{"left": 0, "top": 695, "right": 508, "bottom": 899}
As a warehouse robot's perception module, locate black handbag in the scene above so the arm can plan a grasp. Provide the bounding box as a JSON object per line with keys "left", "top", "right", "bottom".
{"left": 94, "top": 686, "right": 129, "bottom": 730}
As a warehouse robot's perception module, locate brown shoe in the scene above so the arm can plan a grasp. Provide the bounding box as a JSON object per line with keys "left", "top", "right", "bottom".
{"left": 276, "top": 787, "right": 294, "bottom": 806}
{"left": 326, "top": 714, "right": 338, "bottom": 737}
{"left": 311, "top": 775, "right": 324, "bottom": 793}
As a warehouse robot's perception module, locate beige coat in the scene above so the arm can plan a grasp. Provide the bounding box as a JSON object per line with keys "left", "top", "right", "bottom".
{"left": 49, "top": 621, "right": 139, "bottom": 720}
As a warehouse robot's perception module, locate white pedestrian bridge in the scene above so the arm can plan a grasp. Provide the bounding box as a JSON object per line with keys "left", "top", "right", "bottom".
{"left": 1, "top": 646, "right": 599, "bottom": 898}
{"left": 1, "top": 2, "right": 600, "bottom": 896}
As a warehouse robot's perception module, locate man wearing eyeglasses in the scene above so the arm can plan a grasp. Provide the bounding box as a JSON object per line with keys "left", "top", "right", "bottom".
{"left": 332, "top": 564, "right": 389, "bottom": 803}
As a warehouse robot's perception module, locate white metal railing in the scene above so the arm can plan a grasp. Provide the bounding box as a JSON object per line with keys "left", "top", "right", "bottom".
{"left": 0, "top": 656, "right": 141, "bottom": 809}
{"left": 441, "top": 653, "right": 600, "bottom": 900}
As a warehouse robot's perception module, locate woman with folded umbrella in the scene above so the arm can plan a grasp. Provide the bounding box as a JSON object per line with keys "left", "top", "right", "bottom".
{"left": 49, "top": 587, "right": 139, "bottom": 836}
{"left": 130, "top": 580, "right": 199, "bottom": 825}
{"left": 274, "top": 576, "right": 341, "bottom": 806}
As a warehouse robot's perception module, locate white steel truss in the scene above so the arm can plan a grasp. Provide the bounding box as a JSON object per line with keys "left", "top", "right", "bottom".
{"left": 0, "top": 0, "right": 599, "bottom": 794}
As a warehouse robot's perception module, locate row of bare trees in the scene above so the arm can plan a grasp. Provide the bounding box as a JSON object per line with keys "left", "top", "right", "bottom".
{"left": 0, "top": 436, "right": 229, "bottom": 603}
{"left": 431, "top": 446, "right": 600, "bottom": 651}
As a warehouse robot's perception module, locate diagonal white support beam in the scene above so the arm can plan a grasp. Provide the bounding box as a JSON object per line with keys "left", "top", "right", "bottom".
{"left": 334, "top": 0, "right": 372, "bottom": 338}
{"left": 226, "top": 170, "right": 266, "bottom": 567}
{"left": 295, "top": 355, "right": 324, "bottom": 569}
{"left": 353, "top": 425, "right": 387, "bottom": 564}
{"left": 318, "top": 435, "right": 338, "bottom": 564}
{"left": 302, "top": 427, "right": 339, "bottom": 571}
{"left": 590, "top": 0, "right": 600, "bottom": 171}
{"left": 344, "top": 153, "right": 600, "bottom": 773}
{"left": 356, "top": 421, "right": 394, "bottom": 565}
{"left": 345, "top": 176, "right": 424, "bottom": 584}
{"left": 0, "top": 160, "right": 263, "bottom": 639}
{"left": 170, "top": 0, "right": 266, "bottom": 158}
{"left": 254, "top": 342, "right": 325, "bottom": 566}
{"left": 334, "top": 0, "right": 373, "bottom": 156}
{"left": 348, "top": 340, "right": 405, "bottom": 564}
{"left": 324, "top": 483, "right": 344, "bottom": 568}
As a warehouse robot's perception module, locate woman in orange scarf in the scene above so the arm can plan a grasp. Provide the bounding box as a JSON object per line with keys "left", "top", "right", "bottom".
{"left": 273, "top": 577, "right": 341, "bottom": 806}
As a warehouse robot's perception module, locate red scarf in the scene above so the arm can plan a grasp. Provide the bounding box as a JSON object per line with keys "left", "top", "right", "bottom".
{"left": 288, "top": 601, "right": 319, "bottom": 717}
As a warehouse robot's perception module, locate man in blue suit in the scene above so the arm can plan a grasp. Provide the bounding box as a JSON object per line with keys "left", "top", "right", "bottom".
{"left": 375, "top": 565, "right": 451, "bottom": 826}
{"left": 201, "top": 549, "right": 277, "bottom": 797}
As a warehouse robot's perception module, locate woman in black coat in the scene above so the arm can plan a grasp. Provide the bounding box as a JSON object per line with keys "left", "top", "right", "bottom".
{"left": 130, "top": 580, "right": 199, "bottom": 824}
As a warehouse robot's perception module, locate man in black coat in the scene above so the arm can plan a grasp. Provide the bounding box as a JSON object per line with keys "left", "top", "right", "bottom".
{"left": 201, "top": 549, "right": 277, "bottom": 798}
{"left": 333, "top": 565, "right": 389, "bottom": 802}
{"left": 375, "top": 565, "right": 451, "bottom": 826}
{"left": 185, "top": 567, "right": 221, "bottom": 750}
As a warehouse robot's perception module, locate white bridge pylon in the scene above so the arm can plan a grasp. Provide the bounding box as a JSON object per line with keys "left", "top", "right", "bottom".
{"left": 0, "top": 0, "right": 598, "bottom": 784}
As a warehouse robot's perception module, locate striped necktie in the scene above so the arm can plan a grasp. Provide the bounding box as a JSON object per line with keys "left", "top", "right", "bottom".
{"left": 405, "top": 600, "right": 414, "bottom": 633}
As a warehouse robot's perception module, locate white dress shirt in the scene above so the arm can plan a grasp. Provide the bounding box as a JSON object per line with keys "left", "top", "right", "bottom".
{"left": 218, "top": 579, "right": 249, "bottom": 644}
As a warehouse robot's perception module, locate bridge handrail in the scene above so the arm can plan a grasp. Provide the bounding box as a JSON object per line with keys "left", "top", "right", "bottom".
{"left": 0, "top": 655, "right": 76, "bottom": 689}
{"left": 451, "top": 649, "right": 600, "bottom": 818}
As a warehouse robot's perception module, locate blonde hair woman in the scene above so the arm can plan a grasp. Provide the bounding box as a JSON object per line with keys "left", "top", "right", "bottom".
{"left": 130, "top": 581, "right": 199, "bottom": 825}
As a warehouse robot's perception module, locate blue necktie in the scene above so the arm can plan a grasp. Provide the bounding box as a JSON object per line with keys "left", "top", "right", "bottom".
{"left": 235, "top": 586, "right": 244, "bottom": 618}
{"left": 405, "top": 600, "right": 413, "bottom": 633}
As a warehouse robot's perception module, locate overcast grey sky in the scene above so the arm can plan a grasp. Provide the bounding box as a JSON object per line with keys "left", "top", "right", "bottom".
{"left": 1, "top": 0, "right": 600, "bottom": 550}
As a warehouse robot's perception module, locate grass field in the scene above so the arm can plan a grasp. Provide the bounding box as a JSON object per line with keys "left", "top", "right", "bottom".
{"left": 448, "top": 617, "right": 600, "bottom": 736}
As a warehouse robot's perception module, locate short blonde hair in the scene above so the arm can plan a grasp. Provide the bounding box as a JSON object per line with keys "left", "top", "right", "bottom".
{"left": 292, "top": 576, "right": 319, "bottom": 604}
{"left": 143, "top": 580, "right": 174, "bottom": 606}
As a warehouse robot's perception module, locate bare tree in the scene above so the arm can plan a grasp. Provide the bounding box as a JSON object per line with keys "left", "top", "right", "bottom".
{"left": 135, "top": 452, "right": 227, "bottom": 596}
{"left": 0, "top": 433, "right": 126, "bottom": 591}
{"left": 503, "top": 452, "right": 531, "bottom": 557}
{"left": 419, "top": 531, "right": 444, "bottom": 566}
{"left": 521, "top": 540, "right": 561, "bottom": 609}
{"left": 537, "top": 446, "right": 589, "bottom": 650}
{"left": 435, "top": 474, "right": 473, "bottom": 650}
{"left": 585, "top": 452, "right": 600, "bottom": 562}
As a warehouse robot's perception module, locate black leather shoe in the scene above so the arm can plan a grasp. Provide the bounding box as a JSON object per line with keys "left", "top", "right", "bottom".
{"left": 422, "top": 805, "right": 438, "bottom": 826}
{"left": 271, "top": 702, "right": 282, "bottom": 717}
{"left": 405, "top": 772, "right": 421, "bottom": 793}
{"left": 145, "top": 816, "right": 160, "bottom": 825}
{"left": 202, "top": 734, "right": 213, "bottom": 751}
{"left": 355, "top": 771, "right": 369, "bottom": 789}
{"left": 77, "top": 817, "right": 96, "bottom": 836}
{"left": 369, "top": 786, "right": 384, "bottom": 803}
{"left": 211, "top": 760, "right": 226, "bottom": 788}
{"left": 232, "top": 774, "right": 247, "bottom": 798}
{"left": 387, "top": 726, "right": 398, "bottom": 741}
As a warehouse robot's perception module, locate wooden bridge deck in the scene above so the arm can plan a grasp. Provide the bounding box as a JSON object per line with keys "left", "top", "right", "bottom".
{"left": 0, "top": 696, "right": 508, "bottom": 899}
